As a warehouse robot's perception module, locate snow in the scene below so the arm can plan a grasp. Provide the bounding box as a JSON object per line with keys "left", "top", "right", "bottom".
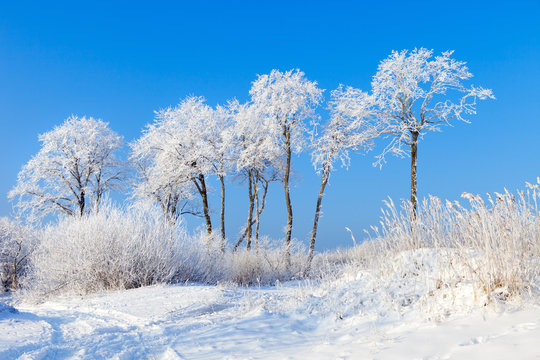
{"left": 2, "top": 269, "right": 539, "bottom": 359}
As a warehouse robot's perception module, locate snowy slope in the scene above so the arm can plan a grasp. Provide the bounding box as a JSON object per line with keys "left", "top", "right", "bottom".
{"left": 2, "top": 277, "right": 540, "bottom": 360}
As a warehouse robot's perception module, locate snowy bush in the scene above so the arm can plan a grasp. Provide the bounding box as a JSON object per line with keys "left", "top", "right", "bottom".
{"left": 23, "top": 203, "right": 309, "bottom": 299}
{"left": 26, "top": 204, "right": 185, "bottom": 297}
{"left": 157, "top": 232, "right": 307, "bottom": 286}
{"left": 226, "top": 237, "right": 307, "bottom": 285}
{"left": 0, "top": 218, "right": 35, "bottom": 291}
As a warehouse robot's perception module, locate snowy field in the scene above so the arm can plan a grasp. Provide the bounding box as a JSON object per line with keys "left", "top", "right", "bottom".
{"left": 2, "top": 184, "right": 538, "bottom": 359}
{"left": 2, "top": 260, "right": 539, "bottom": 359}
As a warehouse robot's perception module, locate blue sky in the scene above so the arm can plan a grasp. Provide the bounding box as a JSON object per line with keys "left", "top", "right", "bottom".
{"left": 1, "top": 1, "right": 539, "bottom": 250}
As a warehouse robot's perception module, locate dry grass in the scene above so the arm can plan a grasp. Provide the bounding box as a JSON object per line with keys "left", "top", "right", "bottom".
{"left": 313, "top": 179, "right": 540, "bottom": 303}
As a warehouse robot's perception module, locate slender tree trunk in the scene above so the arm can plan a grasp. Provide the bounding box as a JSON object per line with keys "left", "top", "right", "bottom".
{"left": 410, "top": 131, "right": 419, "bottom": 219}
{"left": 219, "top": 175, "right": 226, "bottom": 251}
{"left": 79, "top": 190, "right": 85, "bottom": 217}
{"left": 254, "top": 172, "right": 260, "bottom": 249}
{"left": 283, "top": 128, "right": 293, "bottom": 265}
{"left": 95, "top": 173, "right": 102, "bottom": 214}
{"left": 11, "top": 263, "right": 17, "bottom": 290}
{"left": 259, "top": 179, "right": 270, "bottom": 216}
{"left": 234, "top": 177, "right": 270, "bottom": 252}
{"left": 307, "top": 166, "right": 330, "bottom": 271}
{"left": 168, "top": 195, "right": 178, "bottom": 224}
{"left": 11, "top": 242, "right": 22, "bottom": 290}
{"left": 95, "top": 192, "right": 101, "bottom": 214}
{"left": 194, "top": 174, "right": 212, "bottom": 235}
{"left": 246, "top": 170, "right": 255, "bottom": 250}
{"left": 233, "top": 234, "right": 244, "bottom": 252}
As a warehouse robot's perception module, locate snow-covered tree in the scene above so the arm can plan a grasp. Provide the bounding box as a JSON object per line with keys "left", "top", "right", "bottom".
{"left": 0, "top": 217, "right": 36, "bottom": 291}
{"left": 203, "top": 102, "right": 236, "bottom": 245}
{"left": 229, "top": 101, "right": 280, "bottom": 251}
{"left": 371, "top": 49, "right": 494, "bottom": 215}
{"left": 130, "top": 153, "right": 199, "bottom": 223}
{"left": 9, "top": 116, "right": 124, "bottom": 220}
{"left": 308, "top": 85, "right": 377, "bottom": 265}
{"left": 131, "top": 96, "right": 234, "bottom": 236}
{"left": 249, "top": 69, "right": 323, "bottom": 255}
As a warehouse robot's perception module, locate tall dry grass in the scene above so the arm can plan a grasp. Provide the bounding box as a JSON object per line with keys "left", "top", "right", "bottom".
{"left": 313, "top": 179, "right": 540, "bottom": 302}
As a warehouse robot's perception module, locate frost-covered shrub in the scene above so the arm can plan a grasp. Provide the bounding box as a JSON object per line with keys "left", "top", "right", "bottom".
{"left": 26, "top": 204, "right": 185, "bottom": 297}
{"left": 0, "top": 217, "right": 36, "bottom": 291}
{"left": 24, "top": 202, "right": 310, "bottom": 299}
{"left": 169, "top": 230, "right": 225, "bottom": 284}
{"left": 168, "top": 232, "right": 307, "bottom": 286}
{"left": 226, "top": 237, "right": 307, "bottom": 285}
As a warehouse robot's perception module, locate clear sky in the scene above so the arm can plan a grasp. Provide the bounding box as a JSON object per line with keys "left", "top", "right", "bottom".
{"left": 1, "top": 1, "right": 539, "bottom": 250}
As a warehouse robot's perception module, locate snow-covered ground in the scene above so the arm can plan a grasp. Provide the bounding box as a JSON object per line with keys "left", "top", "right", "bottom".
{"left": 2, "top": 276, "right": 539, "bottom": 359}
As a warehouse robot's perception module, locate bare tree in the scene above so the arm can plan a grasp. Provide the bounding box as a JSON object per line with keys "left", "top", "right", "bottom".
{"left": 371, "top": 49, "right": 494, "bottom": 216}
{"left": 9, "top": 115, "right": 124, "bottom": 221}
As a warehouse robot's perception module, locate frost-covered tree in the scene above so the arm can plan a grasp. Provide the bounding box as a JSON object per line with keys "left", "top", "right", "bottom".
{"left": 130, "top": 153, "right": 199, "bottom": 223}
{"left": 250, "top": 69, "right": 323, "bottom": 254}
{"left": 371, "top": 49, "right": 494, "bottom": 215}
{"left": 131, "top": 96, "right": 231, "bottom": 235}
{"left": 9, "top": 116, "right": 124, "bottom": 220}
{"left": 308, "top": 86, "right": 377, "bottom": 265}
{"left": 203, "top": 103, "right": 236, "bottom": 244}
{"left": 0, "top": 217, "right": 36, "bottom": 291}
{"left": 230, "top": 101, "right": 280, "bottom": 251}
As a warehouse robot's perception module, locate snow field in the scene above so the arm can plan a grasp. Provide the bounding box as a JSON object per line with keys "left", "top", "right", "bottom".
{"left": 2, "top": 252, "right": 540, "bottom": 359}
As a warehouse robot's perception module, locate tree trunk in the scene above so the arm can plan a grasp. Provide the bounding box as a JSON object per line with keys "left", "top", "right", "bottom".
{"left": 195, "top": 174, "right": 212, "bottom": 235}
{"left": 219, "top": 175, "right": 226, "bottom": 251}
{"left": 95, "top": 192, "right": 102, "bottom": 214}
{"left": 283, "top": 128, "right": 293, "bottom": 265}
{"left": 246, "top": 170, "right": 255, "bottom": 250}
{"left": 410, "top": 131, "right": 419, "bottom": 219}
{"left": 79, "top": 190, "right": 85, "bottom": 217}
{"left": 11, "top": 242, "right": 22, "bottom": 290}
{"left": 168, "top": 194, "right": 178, "bottom": 224}
{"left": 95, "top": 173, "right": 102, "bottom": 214}
{"left": 254, "top": 172, "right": 260, "bottom": 249}
{"left": 233, "top": 233, "right": 244, "bottom": 252}
{"left": 234, "top": 176, "right": 270, "bottom": 252}
{"left": 307, "top": 166, "right": 330, "bottom": 271}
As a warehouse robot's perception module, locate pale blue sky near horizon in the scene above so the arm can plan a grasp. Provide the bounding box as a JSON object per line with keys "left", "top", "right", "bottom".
{"left": 1, "top": 1, "right": 539, "bottom": 250}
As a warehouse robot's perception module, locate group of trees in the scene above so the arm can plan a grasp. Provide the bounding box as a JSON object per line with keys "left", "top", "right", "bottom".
{"left": 9, "top": 49, "right": 493, "bottom": 264}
